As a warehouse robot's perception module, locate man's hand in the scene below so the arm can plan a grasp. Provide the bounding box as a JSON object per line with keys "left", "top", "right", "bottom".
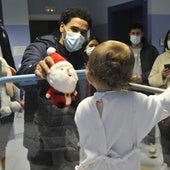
{"left": 35, "top": 56, "right": 54, "bottom": 79}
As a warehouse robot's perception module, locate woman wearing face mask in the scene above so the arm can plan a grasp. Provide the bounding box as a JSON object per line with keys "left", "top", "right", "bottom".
{"left": 83, "top": 36, "right": 100, "bottom": 96}
{"left": 148, "top": 29, "right": 170, "bottom": 167}
{"left": 126, "top": 23, "right": 159, "bottom": 89}
{"left": 83, "top": 36, "right": 100, "bottom": 63}
{"left": 149, "top": 29, "right": 170, "bottom": 88}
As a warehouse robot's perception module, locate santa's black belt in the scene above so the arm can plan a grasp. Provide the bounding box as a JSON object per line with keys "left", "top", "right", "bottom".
{"left": 53, "top": 92, "right": 74, "bottom": 97}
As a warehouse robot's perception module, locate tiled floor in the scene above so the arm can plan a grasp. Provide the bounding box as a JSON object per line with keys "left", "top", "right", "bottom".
{"left": 3, "top": 112, "right": 170, "bottom": 170}
{"left": 5, "top": 112, "right": 30, "bottom": 170}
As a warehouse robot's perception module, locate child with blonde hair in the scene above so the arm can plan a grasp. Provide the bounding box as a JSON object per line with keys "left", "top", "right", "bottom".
{"left": 75, "top": 40, "right": 170, "bottom": 170}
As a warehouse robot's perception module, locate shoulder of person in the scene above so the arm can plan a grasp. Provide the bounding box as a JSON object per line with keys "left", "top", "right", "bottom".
{"left": 142, "top": 39, "right": 159, "bottom": 52}
{"left": 30, "top": 35, "right": 58, "bottom": 51}
{"left": 34, "top": 35, "right": 57, "bottom": 44}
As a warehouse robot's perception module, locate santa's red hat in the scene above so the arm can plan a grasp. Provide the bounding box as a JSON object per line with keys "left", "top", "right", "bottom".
{"left": 47, "top": 47, "right": 66, "bottom": 64}
{"left": 47, "top": 47, "right": 74, "bottom": 70}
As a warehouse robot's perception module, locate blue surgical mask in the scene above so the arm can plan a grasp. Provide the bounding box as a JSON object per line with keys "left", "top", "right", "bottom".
{"left": 63, "top": 31, "right": 85, "bottom": 52}
{"left": 130, "top": 35, "right": 141, "bottom": 45}
{"left": 85, "top": 46, "right": 95, "bottom": 56}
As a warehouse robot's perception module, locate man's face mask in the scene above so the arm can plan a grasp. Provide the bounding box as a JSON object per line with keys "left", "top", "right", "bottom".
{"left": 63, "top": 26, "right": 85, "bottom": 52}
{"left": 85, "top": 46, "right": 95, "bottom": 56}
{"left": 130, "top": 35, "right": 141, "bottom": 45}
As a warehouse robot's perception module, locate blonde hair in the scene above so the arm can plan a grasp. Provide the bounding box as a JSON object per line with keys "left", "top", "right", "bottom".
{"left": 87, "top": 40, "right": 134, "bottom": 89}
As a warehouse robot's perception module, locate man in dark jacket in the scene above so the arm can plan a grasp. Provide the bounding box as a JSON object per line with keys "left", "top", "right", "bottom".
{"left": 17, "top": 7, "right": 92, "bottom": 170}
{"left": 126, "top": 23, "right": 159, "bottom": 159}
{"left": 126, "top": 23, "right": 159, "bottom": 86}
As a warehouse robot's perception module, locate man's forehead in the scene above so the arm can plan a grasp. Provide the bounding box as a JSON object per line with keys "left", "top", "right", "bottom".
{"left": 130, "top": 28, "right": 142, "bottom": 33}
{"left": 67, "top": 17, "right": 88, "bottom": 30}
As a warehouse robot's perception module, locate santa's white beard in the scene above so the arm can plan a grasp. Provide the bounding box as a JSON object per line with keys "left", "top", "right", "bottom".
{"left": 47, "top": 63, "right": 78, "bottom": 93}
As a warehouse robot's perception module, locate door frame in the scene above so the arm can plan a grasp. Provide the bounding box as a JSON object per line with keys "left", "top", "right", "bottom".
{"left": 0, "top": 0, "right": 3, "bottom": 25}
{"left": 108, "top": 0, "right": 147, "bottom": 41}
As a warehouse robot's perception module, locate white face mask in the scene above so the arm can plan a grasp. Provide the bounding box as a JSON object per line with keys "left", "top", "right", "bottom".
{"left": 85, "top": 46, "right": 95, "bottom": 56}
{"left": 167, "top": 40, "right": 170, "bottom": 49}
{"left": 63, "top": 30, "right": 85, "bottom": 52}
{"left": 130, "top": 35, "right": 141, "bottom": 45}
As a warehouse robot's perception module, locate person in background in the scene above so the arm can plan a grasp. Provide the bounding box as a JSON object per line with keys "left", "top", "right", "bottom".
{"left": 83, "top": 36, "right": 100, "bottom": 96}
{"left": 17, "top": 7, "right": 92, "bottom": 170}
{"left": 74, "top": 40, "right": 170, "bottom": 170}
{"left": 126, "top": 23, "right": 159, "bottom": 86}
{"left": 83, "top": 36, "right": 100, "bottom": 63}
{"left": 0, "top": 66, "right": 23, "bottom": 169}
{"left": 0, "top": 25, "right": 23, "bottom": 170}
{"left": 126, "top": 23, "right": 159, "bottom": 149}
{"left": 0, "top": 24, "right": 16, "bottom": 70}
{"left": 148, "top": 29, "right": 170, "bottom": 167}
{"left": 148, "top": 29, "right": 170, "bottom": 88}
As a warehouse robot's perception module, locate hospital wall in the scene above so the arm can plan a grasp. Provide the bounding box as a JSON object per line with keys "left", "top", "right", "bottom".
{"left": 1, "top": 0, "right": 170, "bottom": 69}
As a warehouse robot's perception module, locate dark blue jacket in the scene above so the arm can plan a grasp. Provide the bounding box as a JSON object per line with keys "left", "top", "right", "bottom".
{"left": 127, "top": 37, "right": 159, "bottom": 85}
{"left": 17, "top": 35, "right": 86, "bottom": 160}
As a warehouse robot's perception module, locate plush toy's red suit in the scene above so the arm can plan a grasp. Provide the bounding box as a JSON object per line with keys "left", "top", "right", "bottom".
{"left": 46, "top": 47, "right": 78, "bottom": 108}
{"left": 46, "top": 87, "right": 77, "bottom": 108}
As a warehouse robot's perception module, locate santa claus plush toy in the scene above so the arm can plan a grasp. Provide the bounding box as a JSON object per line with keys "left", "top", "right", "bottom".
{"left": 46, "top": 47, "right": 78, "bottom": 108}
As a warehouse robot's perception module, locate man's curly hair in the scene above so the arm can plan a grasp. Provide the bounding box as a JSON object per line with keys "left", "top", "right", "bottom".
{"left": 59, "top": 7, "right": 92, "bottom": 29}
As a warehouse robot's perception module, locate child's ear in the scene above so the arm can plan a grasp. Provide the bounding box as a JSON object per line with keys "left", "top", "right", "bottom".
{"left": 85, "top": 69, "right": 94, "bottom": 84}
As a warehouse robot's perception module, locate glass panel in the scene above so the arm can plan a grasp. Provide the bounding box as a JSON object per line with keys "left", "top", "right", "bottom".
{"left": 0, "top": 71, "right": 170, "bottom": 170}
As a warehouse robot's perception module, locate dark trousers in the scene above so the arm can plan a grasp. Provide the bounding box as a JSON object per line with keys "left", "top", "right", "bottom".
{"left": 159, "top": 119, "right": 170, "bottom": 166}
{"left": 28, "top": 149, "right": 78, "bottom": 170}
{"left": 0, "top": 113, "right": 14, "bottom": 158}
{"left": 0, "top": 113, "right": 14, "bottom": 170}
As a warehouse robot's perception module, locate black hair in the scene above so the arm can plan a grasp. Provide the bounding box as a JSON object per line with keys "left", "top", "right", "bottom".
{"left": 129, "top": 22, "right": 144, "bottom": 32}
{"left": 59, "top": 7, "right": 92, "bottom": 29}
{"left": 164, "top": 29, "right": 170, "bottom": 51}
{"left": 83, "top": 36, "right": 100, "bottom": 48}
{"left": 87, "top": 36, "right": 100, "bottom": 44}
